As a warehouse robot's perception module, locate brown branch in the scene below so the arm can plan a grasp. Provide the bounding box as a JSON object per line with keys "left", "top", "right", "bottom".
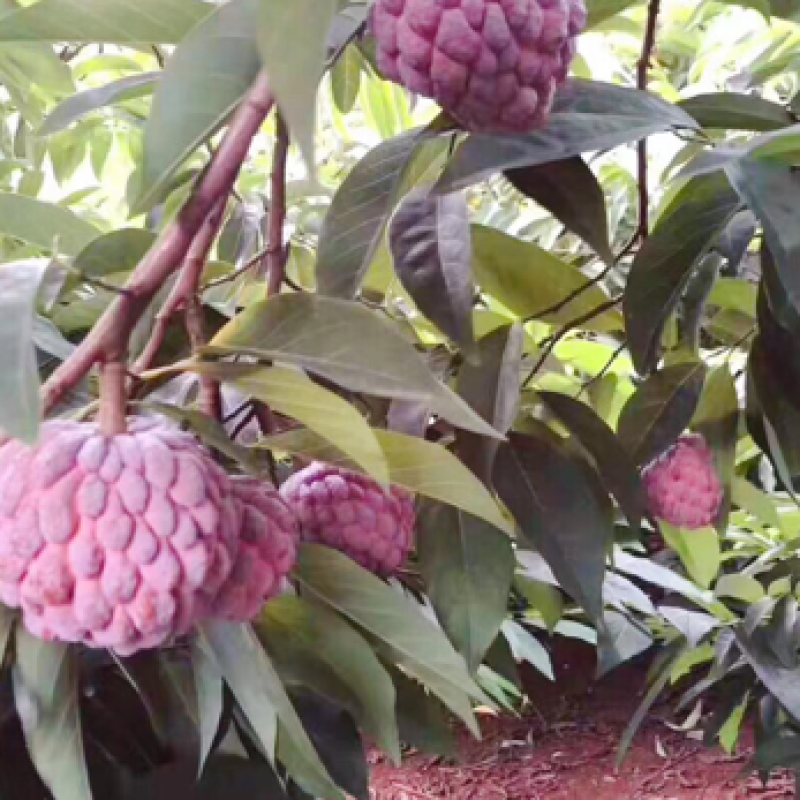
{"left": 636, "top": 0, "right": 662, "bottom": 242}
{"left": 98, "top": 361, "right": 128, "bottom": 435}
{"left": 266, "top": 113, "right": 290, "bottom": 297}
{"left": 41, "top": 71, "right": 275, "bottom": 416}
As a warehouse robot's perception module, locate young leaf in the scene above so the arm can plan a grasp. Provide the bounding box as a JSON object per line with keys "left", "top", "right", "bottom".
{"left": 389, "top": 187, "right": 475, "bottom": 353}
{"left": 207, "top": 293, "right": 502, "bottom": 439}
{"left": 199, "top": 621, "right": 342, "bottom": 800}
{"left": 135, "top": 0, "right": 261, "bottom": 213}
{"left": 660, "top": 523, "right": 721, "bottom": 590}
{"left": 617, "top": 361, "right": 707, "bottom": 467}
{"left": 494, "top": 430, "right": 614, "bottom": 622}
{"left": 417, "top": 501, "right": 515, "bottom": 673}
{"left": 0, "top": 0, "right": 208, "bottom": 44}
{"left": 257, "top": 0, "right": 337, "bottom": 167}
{"left": 624, "top": 172, "right": 741, "bottom": 374}
{"left": 506, "top": 157, "right": 613, "bottom": 263}
{"left": 293, "top": 544, "right": 486, "bottom": 735}
{"left": 13, "top": 631, "right": 92, "bottom": 800}
{"left": 331, "top": 44, "right": 362, "bottom": 115}
{"left": 539, "top": 391, "right": 644, "bottom": 532}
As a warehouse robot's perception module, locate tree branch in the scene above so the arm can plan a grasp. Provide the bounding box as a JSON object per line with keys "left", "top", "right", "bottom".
{"left": 41, "top": 71, "right": 275, "bottom": 416}
{"left": 266, "top": 114, "right": 290, "bottom": 297}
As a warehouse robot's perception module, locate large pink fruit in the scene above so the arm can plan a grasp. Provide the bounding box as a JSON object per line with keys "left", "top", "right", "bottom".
{"left": 643, "top": 434, "right": 723, "bottom": 530}
{"left": 280, "top": 463, "right": 415, "bottom": 576}
{"left": 0, "top": 418, "right": 242, "bottom": 655}
{"left": 212, "top": 477, "right": 298, "bottom": 622}
{"left": 369, "top": 0, "right": 587, "bottom": 133}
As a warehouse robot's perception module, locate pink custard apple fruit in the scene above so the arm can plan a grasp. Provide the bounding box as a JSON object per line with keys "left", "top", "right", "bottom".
{"left": 280, "top": 463, "right": 415, "bottom": 576}
{"left": 0, "top": 417, "right": 245, "bottom": 655}
{"left": 369, "top": 0, "right": 587, "bottom": 133}
{"left": 643, "top": 434, "right": 723, "bottom": 530}
{"left": 212, "top": 476, "right": 298, "bottom": 622}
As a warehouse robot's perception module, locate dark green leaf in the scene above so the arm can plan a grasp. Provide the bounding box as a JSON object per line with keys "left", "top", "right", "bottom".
{"left": 417, "top": 501, "right": 515, "bottom": 673}
{"left": 389, "top": 187, "right": 475, "bottom": 352}
{"left": 540, "top": 391, "right": 644, "bottom": 532}
{"left": 679, "top": 93, "right": 794, "bottom": 132}
{"left": 135, "top": 0, "right": 261, "bottom": 213}
{"left": 597, "top": 609, "right": 653, "bottom": 677}
{"left": 754, "top": 733, "right": 800, "bottom": 774}
{"left": 624, "top": 172, "right": 741, "bottom": 373}
{"left": 617, "top": 361, "right": 707, "bottom": 467}
{"left": 506, "top": 157, "right": 613, "bottom": 263}
{"left": 494, "top": 429, "right": 614, "bottom": 622}
{"left": 439, "top": 79, "right": 697, "bottom": 191}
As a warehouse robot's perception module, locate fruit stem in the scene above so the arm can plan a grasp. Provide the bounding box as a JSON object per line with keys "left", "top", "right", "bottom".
{"left": 98, "top": 361, "right": 128, "bottom": 436}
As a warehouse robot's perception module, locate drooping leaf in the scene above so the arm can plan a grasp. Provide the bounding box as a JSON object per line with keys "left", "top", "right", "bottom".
{"left": 603, "top": 571, "right": 656, "bottom": 617}
{"left": 257, "top": 0, "right": 337, "bottom": 167}
{"left": 659, "top": 606, "right": 718, "bottom": 647}
{"left": 135, "top": 0, "right": 261, "bottom": 213}
{"left": 660, "top": 523, "right": 721, "bottom": 590}
{"left": 0, "top": 0, "right": 208, "bottom": 44}
{"left": 207, "top": 293, "right": 502, "bottom": 438}
{"left": 494, "top": 430, "right": 613, "bottom": 622}
{"left": 506, "top": 157, "right": 613, "bottom": 263}
{"left": 73, "top": 228, "right": 157, "bottom": 279}
{"left": 262, "top": 426, "right": 513, "bottom": 534}
{"left": 439, "top": 79, "right": 697, "bottom": 191}
{"left": 417, "top": 501, "right": 515, "bottom": 673}
{"left": 679, "top": 93, "right": 794, "bottom": 132}
{"left": 0, "top": 260, "right": 47, "bottom": 443}
{"left": 13, "top": 631, "right": 92, "bottom": 800}
{"left": 389, "top": 187, "right": 475, "bottom": 352}
{"left": 540, "top": 391, "right": 644, "bottom": 532}
{"left": 39, "top": 73, "right": 159, "bottom": 136}
{"left": 331, "top": 44, "right": 362, "bottom": 115}
{"left": 199, "top": 621, "right": 341, "bottom": 800}
{"left": 259, "top": 595, "right": 401, "bottom": 764}
{"left": 597, "top": 609, "right": 653, "bottom": 677}
{"left": 191, "top": 638, "right": 224, "bottom": 777}
{"left": 293, "top": 545, "right": 485, "bottom": 735}
{"left": 617, "top": 361, "right": 707, "bottom": 467}
{"left": 472, "top": 225, "right": 622, "bottom": 332}
{"left": 501, "top": 619, "right": 555, "bottom": 680}
{"left": 624, "top": 172, "right": 741, "bottom": 374}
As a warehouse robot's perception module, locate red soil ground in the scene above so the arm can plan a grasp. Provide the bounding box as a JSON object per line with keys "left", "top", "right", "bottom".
{"left": 370, "top": 639, "right": 795, "bottom": 800}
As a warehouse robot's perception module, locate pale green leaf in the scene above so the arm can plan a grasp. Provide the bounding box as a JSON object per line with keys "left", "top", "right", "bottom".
{"left": 660, "top": 522, "right": 721, "bottom": 590}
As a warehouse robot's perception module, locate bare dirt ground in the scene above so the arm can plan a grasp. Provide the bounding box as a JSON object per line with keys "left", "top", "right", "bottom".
{"left": 370, "top": 640, "right": 795, "bottom": 800}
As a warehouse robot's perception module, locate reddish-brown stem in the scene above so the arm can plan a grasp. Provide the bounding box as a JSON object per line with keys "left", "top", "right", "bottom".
{"left": 41, "top": 71, "right": 275, "bottom": 416}
{"left": 636, "top": 0, "right": 661, "bottom": 242}
{"left": 98, "top": 361, "right": 128, "bottom": 435}
{"left": 266, "top": 114, "right": 290, "bottom": 297}
{"left": 185, "top": 295, "right": 223, "bottom": 421}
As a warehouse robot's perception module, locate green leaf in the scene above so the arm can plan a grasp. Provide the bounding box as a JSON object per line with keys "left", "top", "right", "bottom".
{"left": 597, "top": 609, "right": 653, "bottom": 677}
{"left": 293, "top": 544, "right": 485, "bottom": 735}
{"left": 191, "top": 639, "right": 224, "bottom": 777}
{"left": 494, "top": 430, "right": 613, "bottom": 622}
{"left": 506, "top": 157, "right": 613, "bottom": 263}
{"left": 331, "top": 44, "right": 362, "bottom": 115}
{"left": 0, "top": 261, "right": 46, "bottom": 443}
{"left": 472, "top": 225, "right": 622, "bottom": 332}
{"left": 718, "top": 693, "right": 749, "bottom": 756}
{"left": 716, "top": 574, "right": 766, "bottom": 604}
{"left": 659, "top": 606, "right": 717, "bottom": 647}
{"left": 540, "top": 391, "right": 644, "bottom": 533}
{"left": 0, "top": 193, "right": 100, "bottom": 256}
{"left": 660, "top": 522, "right": 721, "bottom": 590}
{"left": 257, "top": 0, "right": 337, "bottom": 168}
{"left": 439, "top": 79, "right": 697, "bottom": 191}
{"left": 390, "top": 669, "right": 456, "bottom": 757}
{"left": 263, "top": 426, "right": 513, "bottom": 534}
{"left": 624, "top": 172, "right": 741, "bottom": 374}
{"left": 501, "top": 620, "right": 554, "bottom": 680}
{"left": 207, "top": 293, "right": 502, "bottom": 439}
{"left": 679, "top": 93, "right": 794, "bottom": 132}
{"left": 389, "top": 188, "right": 475, "bottom": 353}
{"left": 40, "top": 73, "right": 158, "bottom": 136}
{"left": 135, "top": 0, "right": 261, "bottom": 213}
{"left": 13, "top": 631, "right": 91, "bottom": 800}
{"left": 585, "top": 0, "right": 643, "bottom": 27}
{"left": 417, "top": 501, "right": 515, "bottom": 673}
{"left": 199, "top": 621, "right": 341, "bottom": 800}
{"left": 73, "top": 228, "right": 157, "bottom": 278}
{"left": 515, "top": 575, "right": 564, "bottom": 634}
{"left": 0, "top": 0, "right": 208, "bottom": 44}
{"left": 259, "top": 595, "right": 400, "bottom": 764}
{"left": 181, "top": 362, "right": 389, "bottom": 485}
{"left": 617, "top": 361, "right": 707, "bottom": 467}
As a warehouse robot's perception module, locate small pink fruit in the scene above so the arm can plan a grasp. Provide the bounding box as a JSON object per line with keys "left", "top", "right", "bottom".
{"left": 643, "top": 434, "right": 723, "bottom": 530}
{"left": 280, "top": 463, "right": 415, "bottom": 576}
{"left": 369, "top": 0, "right": 587, "bottom": 133}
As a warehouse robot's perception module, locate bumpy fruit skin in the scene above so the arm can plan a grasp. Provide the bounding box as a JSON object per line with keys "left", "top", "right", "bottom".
{"left": 280, "top": 463, "right": 415, "bottom": 576}
{"left": 0, "top": 418, "right": 242, "bottom": 656}
{"left": 212, "top": 477, "right": 298, "bottom": 622}
{"left": 643, "top": 434, "right": 723, "bottom": 530}
{"left": 369, "top": 0, "right": 587, "bottom": 133}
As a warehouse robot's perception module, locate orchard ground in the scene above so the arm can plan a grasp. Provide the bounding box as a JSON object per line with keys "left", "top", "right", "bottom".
{"left": 371, "top": 639, "right": 794, "bottom": 800}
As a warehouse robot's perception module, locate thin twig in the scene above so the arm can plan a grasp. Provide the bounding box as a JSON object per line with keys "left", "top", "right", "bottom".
{"left": 636, "top": 0, "right": 662, "bottom": 241}
{"left": 524, "top": 261, "right": 616, "bottom": 323}
{"left": 576, "top": 339, "right": 628, "bottom": 398}
{"left": 200, "top": 246, "right": 270, "bottom": 291}
{"left": 266, "top": 114, "right": 290, "bottom": 297}
{"left": 41, "top": 71, "right": 275, "bottom": 415}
